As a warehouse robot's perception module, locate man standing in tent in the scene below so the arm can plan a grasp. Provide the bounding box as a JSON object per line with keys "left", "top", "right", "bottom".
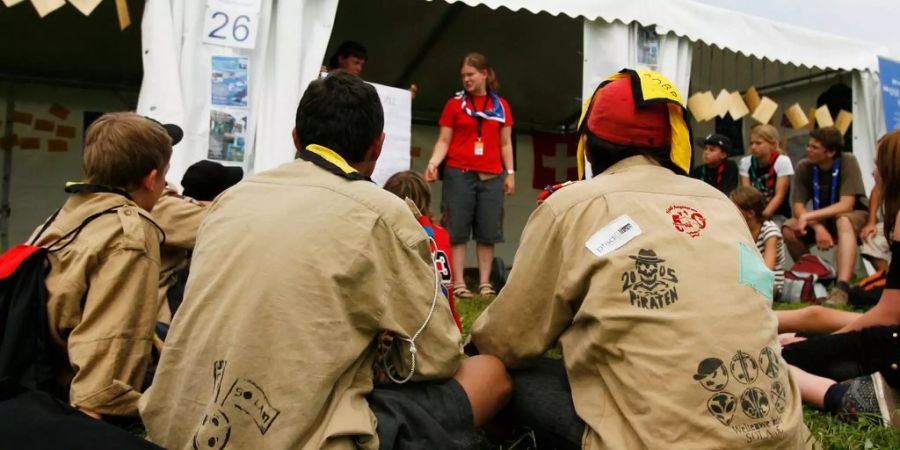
{"left": 472, "top": 69, "right": 813, "bottom": 449}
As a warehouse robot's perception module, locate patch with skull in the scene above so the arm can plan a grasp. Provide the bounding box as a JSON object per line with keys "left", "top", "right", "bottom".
{"left": 193, "top": 409, "right": 231, "bottom": 450}
{"left": 693, "top": 358, "right": 729, "bottom": 392}
{"left": 730, "top": 350, "right": 759, "bottom": 385}
{"left": 707, "top": 392, "right": 738, "bottom": 426}
{"left": 740, "top": 387, "right": 771, "bottom": 419}
{"left": 621, "top": 249, "right": 680, "bottom": 310}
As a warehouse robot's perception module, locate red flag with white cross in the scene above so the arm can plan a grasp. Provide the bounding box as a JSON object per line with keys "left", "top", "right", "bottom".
{"left": 532, "top": 132, "right": 578, "bottom": 189}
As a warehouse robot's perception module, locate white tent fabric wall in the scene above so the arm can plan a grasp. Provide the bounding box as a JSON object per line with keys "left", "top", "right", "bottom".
{"left": 852, "top": 70, "right": 886, "bottom": 193}
{"left": 137, "top": 0, "right": 338, "bottom": 188}
{"left": 582, "top": 19, "right": 693, "bottom": 177}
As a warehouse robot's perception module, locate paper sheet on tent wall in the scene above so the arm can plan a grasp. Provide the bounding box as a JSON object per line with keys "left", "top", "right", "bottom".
{"left": 1, "top": 0, "right": 25, "bottom": 7}
{"left": 713, "top": 89, "right": 731, "bottom": 119}
{"left": 807, "top": 107, "right": 817, "bottom": 130}
{"left": 815, "top": 105, "right": 834, "bottom": 128}
{"left": 835, "top": 110, "right": 853, "bottom": 135}
{"left": 369, "top": 82, "right": 412, "bottom": 186}
{"left": 728, "top": 92, "right": 750, "bottom": 119}
{"left": 751, "top": 97, "right": 778, "bottom": 124}
{"left": 687, "top": 91, "right": 716, "bottom": 121}
{"left": 744, "top": 86, "right": 762, "bottom": 112}
{"left": 785, "top": 103, "right": 809, "bottom": 130}
{"left": 29, "top": 0, "right": 65, "bottom": 17}
{"left": 68, "top": 0, "right": 102, "bottom": 15}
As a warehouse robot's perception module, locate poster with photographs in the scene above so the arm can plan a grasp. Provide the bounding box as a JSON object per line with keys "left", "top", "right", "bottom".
{"left": 209, "top": 109, "right": 247, "bottom": 163}
{"left": 637, "top": 25, "right": 659, "bottom": 71}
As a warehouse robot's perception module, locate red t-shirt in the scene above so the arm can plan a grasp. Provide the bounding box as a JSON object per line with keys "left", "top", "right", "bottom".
{"left": 418, "top": 216, "right": 462, "bottom": 332}
{"left": 438, "top": 94, "right": 514, "bottom": 174}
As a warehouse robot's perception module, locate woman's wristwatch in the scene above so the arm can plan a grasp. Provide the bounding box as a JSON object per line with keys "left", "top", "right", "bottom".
{"left": 506, "top": 169, "right": 515, "bottom": 175}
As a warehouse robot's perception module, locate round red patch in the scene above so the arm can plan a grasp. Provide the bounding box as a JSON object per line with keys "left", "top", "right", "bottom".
{"left": 667, "top": 205, "right": 707, "bottom": 238}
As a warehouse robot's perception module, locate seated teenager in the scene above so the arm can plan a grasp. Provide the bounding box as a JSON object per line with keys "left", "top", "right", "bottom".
{"left": 140, "top": 71, "right": 510, "bottom": 450}
{"left": 739, "top": 124, "right": 794, "bottom": 220}
{"left": 690, "top": 133, "right": 738, "bottom": 194}
{"left": 28, "top": 112, "right": 176, "bottom": 420}
{"left": 731, "top": 186, "right": 786, "bottom": 300}
{"left": 783, "top": 127, "right": 869, "bottom": 306}
{"left": 471, "top": 69, "right": 811, "bottom": 449}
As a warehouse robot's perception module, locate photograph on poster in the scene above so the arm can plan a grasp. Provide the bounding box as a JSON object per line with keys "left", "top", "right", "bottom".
{"left": 211, "top": 55, "right": 249, "bottom": 108}
{"left": 209, "top": 109, "right": 247, "bottom": 163}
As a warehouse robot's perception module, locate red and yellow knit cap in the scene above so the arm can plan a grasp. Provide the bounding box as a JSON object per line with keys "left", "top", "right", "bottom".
{"left": 576, "top": 69, "right": 692, "bottom": 178}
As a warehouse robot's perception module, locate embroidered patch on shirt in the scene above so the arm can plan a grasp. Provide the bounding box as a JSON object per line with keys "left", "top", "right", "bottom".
{"left": 666, "top": 205, "right": 707, "bottom": 238}
{"left": 738, "top": 241, "right": 774, "bottom": 301}
{"left": 584, "top": 214, "right": 642, "bottom": 257}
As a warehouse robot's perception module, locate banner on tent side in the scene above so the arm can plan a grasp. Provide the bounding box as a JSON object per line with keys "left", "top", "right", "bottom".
{"left": 532, "top": 132, "right": 577, "bottom": 189}
{"left": 209, "top": 55, "right": 250, "bottom": 164}
{"left": 369, "top": 83, "right": 412, "bottom": 187}
{"left": 879, "top": 56, "right": 900, "bottom": 132}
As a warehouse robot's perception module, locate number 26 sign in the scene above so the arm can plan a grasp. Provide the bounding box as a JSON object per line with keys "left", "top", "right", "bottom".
{"left": 202, "top": 0, "right": 261, "bottom": 49}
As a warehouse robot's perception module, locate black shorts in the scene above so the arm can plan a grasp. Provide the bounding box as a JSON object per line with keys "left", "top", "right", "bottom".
{"left": 368, "top": 379, "right": 478, "bottom": 450}
{"left": 441, "top": 167, "right": 504, "bottom": 245}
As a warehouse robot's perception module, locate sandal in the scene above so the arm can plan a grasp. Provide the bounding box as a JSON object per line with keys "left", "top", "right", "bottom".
{"left": 454, "top": 283, "right": 475, "bottom": 299}
{"left": 478, "top": 282, "right": 497, "bottom": 298}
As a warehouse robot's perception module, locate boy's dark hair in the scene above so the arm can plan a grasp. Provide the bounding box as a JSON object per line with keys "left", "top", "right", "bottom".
{"left": 328, "top": 41, "right": 368, "bottom": 69}
{"left": 586, "top": 133, "right": 675, "bottom": 177}
{"left": 809, "top": 126, "right": 844, "bottom": 155}
{"left": 295, "top": 70, "right": 384, "bottom": 163}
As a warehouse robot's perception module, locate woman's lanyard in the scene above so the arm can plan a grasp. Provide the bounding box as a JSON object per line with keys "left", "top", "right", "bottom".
{"left": 466, "top": 93, "right": 490, "bottom": 141}
{"left": 812, "top": 158, "right": 841, "bottom": 210}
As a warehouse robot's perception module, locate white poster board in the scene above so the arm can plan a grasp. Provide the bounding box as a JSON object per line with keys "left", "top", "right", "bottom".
{"left": 369, "top": 82, "right": 411, "bottom": 186}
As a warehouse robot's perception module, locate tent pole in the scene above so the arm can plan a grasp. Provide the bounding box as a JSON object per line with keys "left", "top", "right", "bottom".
{"left": 1, "top": 82, "right": 14, "bottom": 251}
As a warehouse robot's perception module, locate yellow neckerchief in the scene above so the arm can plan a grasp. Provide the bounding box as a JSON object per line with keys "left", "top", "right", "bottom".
{"left": 576, "top": 69, "right": 693, "bottom": 179}
{"left": 298, "top": 144, "right": 371, "bottom": 182}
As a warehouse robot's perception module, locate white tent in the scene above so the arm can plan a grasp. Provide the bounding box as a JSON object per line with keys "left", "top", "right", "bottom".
{"left": 139, "top": 0, "right": 889, "bottom": 191}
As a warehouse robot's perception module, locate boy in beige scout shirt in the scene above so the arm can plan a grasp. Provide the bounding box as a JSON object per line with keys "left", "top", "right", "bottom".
{"left": 472, "top": 69, "right": 813, "bottom": 449}
{"left": 140, "top": 71, "right": 510, "bottom": 450}
{"left": 29, "top": 112, "right": 177, "bottom": 420}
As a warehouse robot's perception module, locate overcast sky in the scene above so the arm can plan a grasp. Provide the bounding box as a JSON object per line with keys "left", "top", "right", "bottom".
{"left": 694, "top": 0, "right": 900, "bottom": 59}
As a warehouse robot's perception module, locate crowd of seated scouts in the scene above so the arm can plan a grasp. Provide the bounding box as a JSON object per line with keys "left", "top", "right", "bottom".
{"left": 2, "top": 69, "right": 899, "bottom": 450}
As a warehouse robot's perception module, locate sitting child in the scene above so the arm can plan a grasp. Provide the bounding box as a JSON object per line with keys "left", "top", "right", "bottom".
{"left": 690, "top": 133, "right": 738, "bottom": 194}
{"left": 731, "top": 186, "right": 786, "bottom": 300}
{"left": 384, "top": 170, "right": 462, "bottom": 331}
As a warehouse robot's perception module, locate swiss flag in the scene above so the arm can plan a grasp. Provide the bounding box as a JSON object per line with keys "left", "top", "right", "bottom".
{"left": 532, "top": 132, "right": 578, "bottom": 189}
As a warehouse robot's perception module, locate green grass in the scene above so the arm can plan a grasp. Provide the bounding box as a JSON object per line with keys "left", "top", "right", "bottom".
{"left": 457, "top": 295, "right": 900, "bottom": 449}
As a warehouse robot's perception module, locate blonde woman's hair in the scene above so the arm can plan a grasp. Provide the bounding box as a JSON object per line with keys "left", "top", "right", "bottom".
{"left": 750, "top": 124, "right": 782, "bottom": 154}
{"left": 461, "top": 52, "right": 499, "bottom": 92}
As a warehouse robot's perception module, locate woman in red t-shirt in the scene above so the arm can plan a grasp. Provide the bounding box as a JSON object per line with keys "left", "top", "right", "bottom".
{"left": 424, "top": 53, "right": 515, "bottom": 299}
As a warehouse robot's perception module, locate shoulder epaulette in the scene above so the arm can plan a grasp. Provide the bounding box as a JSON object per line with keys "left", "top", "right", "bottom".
{"left": 536, "top": 180, "right": 576, "bottom": 204}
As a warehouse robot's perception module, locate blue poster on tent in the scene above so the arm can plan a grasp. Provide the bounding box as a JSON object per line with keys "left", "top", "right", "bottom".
{"left": 879, "top": 56, "right": 900, "bottom": 132}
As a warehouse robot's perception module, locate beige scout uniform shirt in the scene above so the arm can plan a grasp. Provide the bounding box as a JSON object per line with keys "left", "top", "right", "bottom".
{"left": 140, "top": 156, "right": 463, "bottom": 450}
{"left": 31, "top": 192, "right": 163, "bottom": 417}
{"left": 473, "top": 156, "right": 810, "bottom": 450}
{"left": 152, "top": 190, "right": 207, "bottom": 324}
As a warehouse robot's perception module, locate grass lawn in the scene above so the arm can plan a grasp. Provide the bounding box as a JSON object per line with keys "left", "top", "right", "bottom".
{"left": 456, "top": 296, "right": 900, "bottom": 449}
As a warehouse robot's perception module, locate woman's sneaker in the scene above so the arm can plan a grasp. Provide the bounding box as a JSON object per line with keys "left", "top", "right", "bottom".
{"left": 837, "top": 373, "right": 899, "bottom": 427}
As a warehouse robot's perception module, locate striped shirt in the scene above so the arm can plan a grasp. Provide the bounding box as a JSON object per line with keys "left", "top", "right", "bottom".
{"left": 757, "top": 220, "right": 785, "bottom": 296}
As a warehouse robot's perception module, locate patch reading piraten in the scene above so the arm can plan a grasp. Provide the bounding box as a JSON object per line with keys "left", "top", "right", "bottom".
{"left": 666, "top": 205, "right": 707, "bottom": 238}
{"left": 621, "top": 249, "right": 679, "bottom": 309}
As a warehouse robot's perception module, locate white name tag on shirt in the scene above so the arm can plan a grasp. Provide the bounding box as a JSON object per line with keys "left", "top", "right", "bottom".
{"left": 585, "top": 215, "right": 642, "bottom": 257}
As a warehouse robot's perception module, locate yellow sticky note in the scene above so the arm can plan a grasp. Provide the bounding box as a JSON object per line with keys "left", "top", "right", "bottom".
{"left": 835, "top": 110, "right": 853, "bottom": 135}
{"left": 751, "top": 97, "right": 778, "bottom": 124}
{"left": 744, "top": 86, "right": 762, "bottom": 112}
{"left": 728, "top": 91, "right": 750, "bottom": 119}
{"left": 687, "top": 91, "right": 717, "bottom": 122}
{"left": 815, "top": 105, "right": 834, "bottom": 128}
{"left": 785, "top": 103, "right": 809, "bottom": 130}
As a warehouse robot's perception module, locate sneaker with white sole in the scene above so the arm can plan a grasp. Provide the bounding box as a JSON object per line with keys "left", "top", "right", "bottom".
{"left": 837, "top": 373, "right": 899, "bottom": 427}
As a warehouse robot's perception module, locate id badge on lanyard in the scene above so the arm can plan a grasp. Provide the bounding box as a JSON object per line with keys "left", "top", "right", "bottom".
{"left": 474, "top": 138, "right": 484, "bottom": 156}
